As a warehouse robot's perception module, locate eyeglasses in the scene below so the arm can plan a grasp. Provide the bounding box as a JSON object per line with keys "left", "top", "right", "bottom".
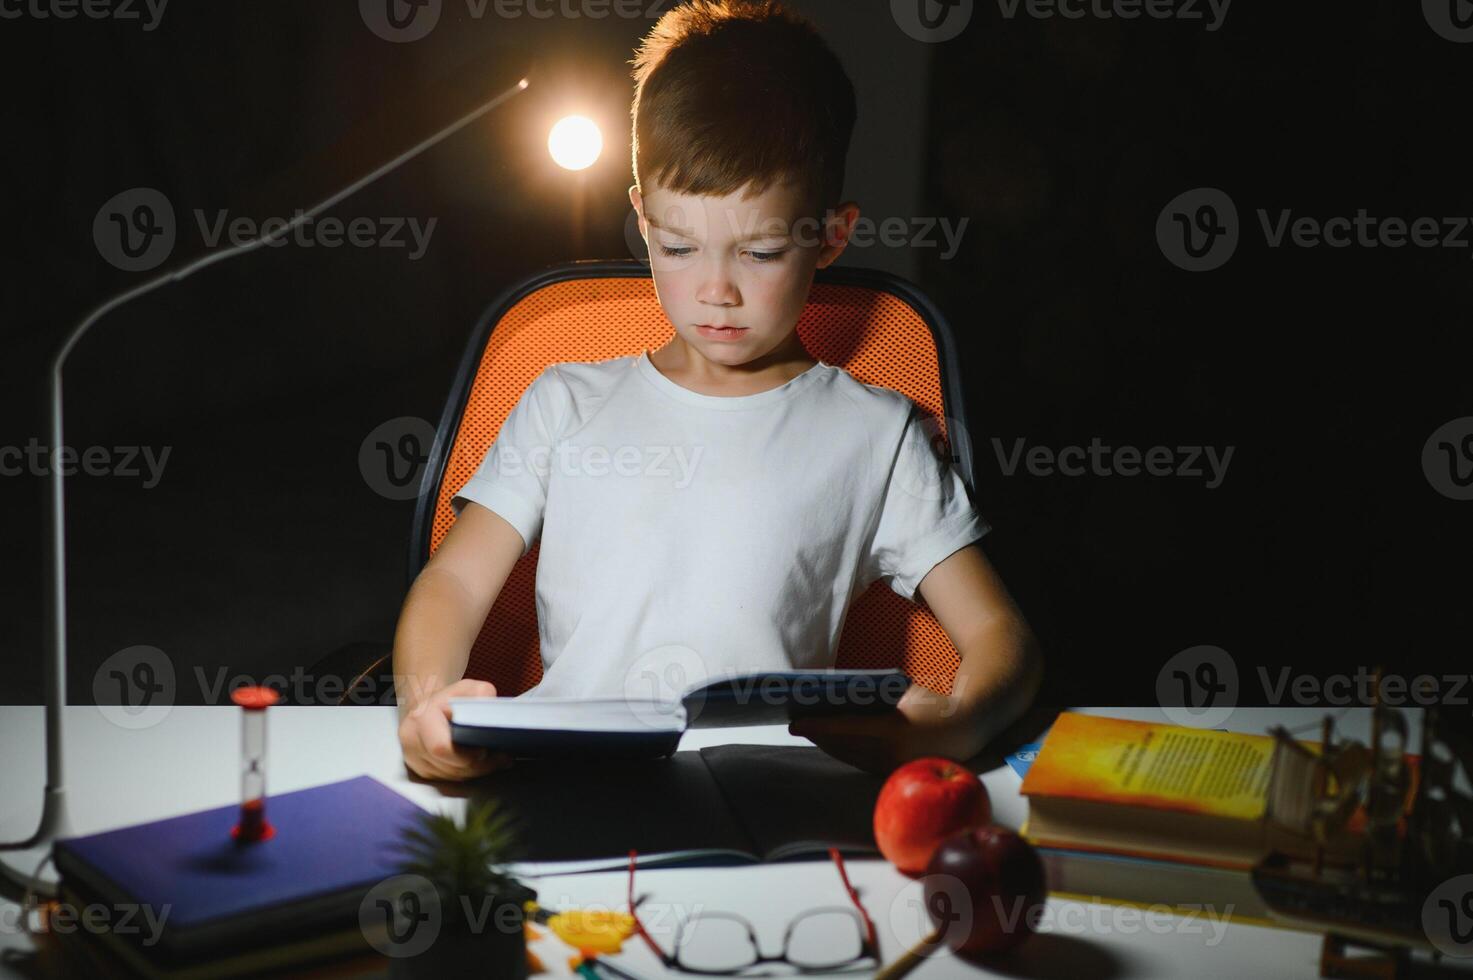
{"left": 626, "top": 847, "right": 880, "bottom": 975}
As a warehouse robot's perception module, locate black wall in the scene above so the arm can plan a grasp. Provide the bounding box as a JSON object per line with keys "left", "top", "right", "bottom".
{"left": 2, "top": 1, "right": 1469, "bottom": 710}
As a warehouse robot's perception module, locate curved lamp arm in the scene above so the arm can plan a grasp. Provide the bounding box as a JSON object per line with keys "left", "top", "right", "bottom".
{"left": 0, "top": 76, "right": 530, "bottom": 899}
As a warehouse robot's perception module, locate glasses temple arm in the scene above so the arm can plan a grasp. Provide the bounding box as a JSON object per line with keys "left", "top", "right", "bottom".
{"left": 627, "top": 849, "right": 672, "bottom": 963}
{"left": 827, "top": 847, "right": 879, "bottom": 950}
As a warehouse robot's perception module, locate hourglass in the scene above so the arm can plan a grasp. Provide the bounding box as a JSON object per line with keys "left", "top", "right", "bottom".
{"left": 230, "top": 686, "right": 280, "bottom": 842}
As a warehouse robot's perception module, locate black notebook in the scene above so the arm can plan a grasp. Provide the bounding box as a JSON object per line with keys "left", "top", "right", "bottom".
{"left": 480, "top": 743, "right": 890, "bottom": 876}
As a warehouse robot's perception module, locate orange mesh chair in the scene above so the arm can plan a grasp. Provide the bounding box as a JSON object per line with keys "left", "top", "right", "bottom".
{"left": 392, "top": 258, "right": 981, "bottom": 702}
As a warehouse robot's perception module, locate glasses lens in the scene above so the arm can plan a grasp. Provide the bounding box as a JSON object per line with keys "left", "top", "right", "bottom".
{"left": 677, "top": 912, "right": 759, "bottom": 973}
{"left": 786, "top": 909, "right": 866, "bottom": 969}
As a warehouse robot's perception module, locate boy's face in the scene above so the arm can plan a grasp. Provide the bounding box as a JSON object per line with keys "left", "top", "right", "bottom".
{"left": 629, "top": 177, "right": 858, "bottom": 369}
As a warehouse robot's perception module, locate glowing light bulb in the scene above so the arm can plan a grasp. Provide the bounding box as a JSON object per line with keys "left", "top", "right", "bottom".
{"left": 548, "top": 115, "right": 602, "bottom": 171}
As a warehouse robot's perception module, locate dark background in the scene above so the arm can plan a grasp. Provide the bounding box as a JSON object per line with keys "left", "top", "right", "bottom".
{"left": 2, "top": 1, "right": 1469, "bottom": 709}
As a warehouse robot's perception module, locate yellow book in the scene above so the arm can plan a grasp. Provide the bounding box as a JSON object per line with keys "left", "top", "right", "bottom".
{"left": 1021, "top": 713, "right": 1313, "bottom": 871}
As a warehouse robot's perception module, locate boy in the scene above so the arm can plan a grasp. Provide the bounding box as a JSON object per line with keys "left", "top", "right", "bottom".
{"left": 396, "top": 0, "right": 1041, "bottom": 780}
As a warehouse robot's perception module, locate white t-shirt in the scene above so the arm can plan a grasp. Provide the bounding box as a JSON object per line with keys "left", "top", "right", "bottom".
{"left": 450, "top": 348, "right": 990, "bottom": 700}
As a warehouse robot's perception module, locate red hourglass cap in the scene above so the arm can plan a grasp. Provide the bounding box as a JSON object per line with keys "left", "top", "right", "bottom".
{"left": 231, "top": 686, "right": 280, "bottom": 710}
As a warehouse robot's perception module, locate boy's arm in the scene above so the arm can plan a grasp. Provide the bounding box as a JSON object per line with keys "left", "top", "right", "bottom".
{"left": 789, "top": 543, "right": 1043, "bottom": 774}
{"left": 908, "top": 542, "right": 1043, "bottom": 755}
{"left": 394, "top": 501, "right": 526, "bottom": 780}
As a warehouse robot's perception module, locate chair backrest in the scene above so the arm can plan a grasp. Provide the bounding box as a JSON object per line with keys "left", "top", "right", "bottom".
{"left": 411, "top": 259, "right": 976, "bottom": 698}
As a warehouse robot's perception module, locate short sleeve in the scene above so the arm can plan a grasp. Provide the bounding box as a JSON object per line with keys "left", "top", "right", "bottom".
{"left": 866, "top": 405, "right": 992, "bottom": 601}
{"left": 450, "top": 366, "right": 569, "bottom": 556}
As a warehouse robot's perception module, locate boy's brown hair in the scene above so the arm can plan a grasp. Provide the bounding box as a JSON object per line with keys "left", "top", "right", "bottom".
{"left": 629, "top": 0, "right": 857, "bottom": 220}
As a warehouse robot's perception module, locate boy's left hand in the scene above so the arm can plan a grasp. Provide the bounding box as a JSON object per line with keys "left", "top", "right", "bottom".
{"left": 787, "top": 687, "right": 972, "bottom": 776}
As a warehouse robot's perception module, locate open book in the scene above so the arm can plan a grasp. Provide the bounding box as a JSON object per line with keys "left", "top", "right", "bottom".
{"left": 450, "top": 668, "right": 911, "bottom": 761}
{"left": 476, "top": 743, "right": 893, "bottom": 876}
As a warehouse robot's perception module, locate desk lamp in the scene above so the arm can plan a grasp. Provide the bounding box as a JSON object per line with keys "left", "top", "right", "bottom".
{"left": 0, "top": 74, "right": 531, "bottom": 899}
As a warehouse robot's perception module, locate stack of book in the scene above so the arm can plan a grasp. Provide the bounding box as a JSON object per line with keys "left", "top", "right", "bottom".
{"left": 1019, "top": 713, "right": 1412, "bottom": 928}
{"left": 49, "top": 776, "right": 430, "bottom": 978}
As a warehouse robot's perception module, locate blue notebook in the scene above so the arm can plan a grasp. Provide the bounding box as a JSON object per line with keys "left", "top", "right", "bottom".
{"left": 53, "top": 775, "right": 428, "bottom": 960}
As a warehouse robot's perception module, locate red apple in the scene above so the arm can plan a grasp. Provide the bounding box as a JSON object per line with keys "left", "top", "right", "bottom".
{"left": 923, "top": 826, "right": 1047, "bottom": 954}
{"left": 873, "top": 757, "right": 991, "bottom": 875}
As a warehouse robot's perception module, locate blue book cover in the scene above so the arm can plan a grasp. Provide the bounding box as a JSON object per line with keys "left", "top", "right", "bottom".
{"left": 53, "top": 775, "right": 427, "bottom": 954}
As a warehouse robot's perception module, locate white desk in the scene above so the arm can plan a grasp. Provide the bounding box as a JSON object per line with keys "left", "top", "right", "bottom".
{"left": 0, "top": 706, "right": 1421, "bottom": 978}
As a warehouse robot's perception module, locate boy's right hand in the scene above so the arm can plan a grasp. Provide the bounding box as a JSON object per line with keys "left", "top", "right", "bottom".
{"left": 399, "top": 679, "right": 516, "bottom": 781}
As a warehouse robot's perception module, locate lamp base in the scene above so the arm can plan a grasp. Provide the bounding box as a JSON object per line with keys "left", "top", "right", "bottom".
{"left": 0, "top": 786, "right": 70, "bottom": 900}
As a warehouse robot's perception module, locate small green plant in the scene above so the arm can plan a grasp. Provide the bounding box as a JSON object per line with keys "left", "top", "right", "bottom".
{"left": 395, "top": 797, "right": 526, "bottom": 899}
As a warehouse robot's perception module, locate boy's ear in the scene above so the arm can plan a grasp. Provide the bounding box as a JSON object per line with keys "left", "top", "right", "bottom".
{"left": 815, "top": 200, "right": 861, "bottom": 269}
